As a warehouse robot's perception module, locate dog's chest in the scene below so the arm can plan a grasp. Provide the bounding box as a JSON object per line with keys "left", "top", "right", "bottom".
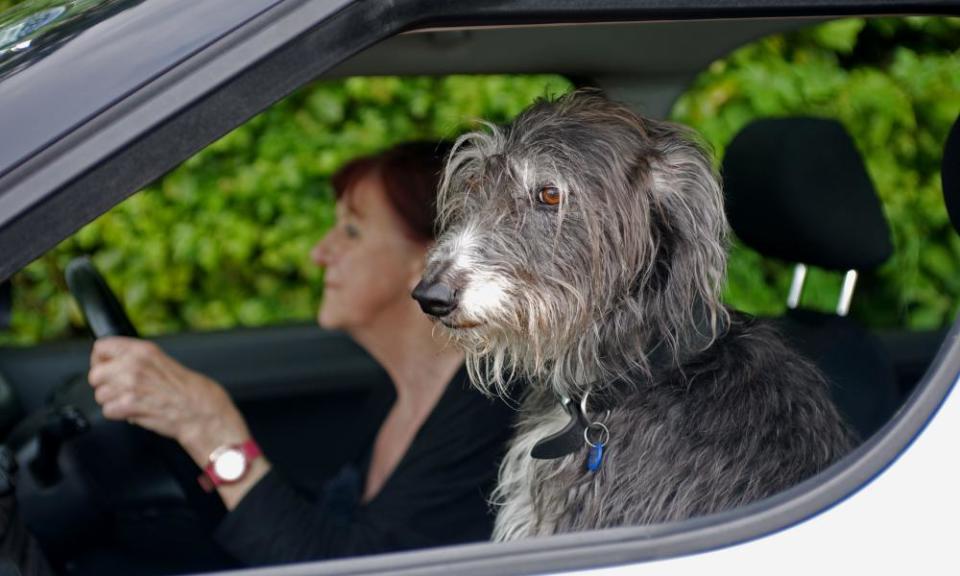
{"left": 494, "top": 397, "right": 632, "bottom": 540}
{"left": 493, "top": 390, "right": 703, "bottom": 540}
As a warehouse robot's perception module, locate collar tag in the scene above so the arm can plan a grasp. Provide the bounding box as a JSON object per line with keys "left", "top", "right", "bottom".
{"left": 530, "top": 396, "right": 587, "bottom": 460}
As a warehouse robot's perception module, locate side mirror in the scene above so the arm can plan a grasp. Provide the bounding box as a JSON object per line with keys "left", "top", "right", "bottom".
{"left": 0, "top": 281, "right": 10, "bottom": 331}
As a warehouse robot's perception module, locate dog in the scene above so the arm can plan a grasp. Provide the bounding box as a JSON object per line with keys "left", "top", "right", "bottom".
{"left": 412, "top": 90, "right": 854, "bottom": 540}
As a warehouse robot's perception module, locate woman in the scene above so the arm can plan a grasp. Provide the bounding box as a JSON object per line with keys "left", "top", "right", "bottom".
{"left": 86, "top": 142, "right": 514, "bottom": 565}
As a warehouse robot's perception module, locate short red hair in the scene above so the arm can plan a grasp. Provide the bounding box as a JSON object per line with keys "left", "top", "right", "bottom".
{"left": 331, "top": 141, "right": 452, "bottom": 244}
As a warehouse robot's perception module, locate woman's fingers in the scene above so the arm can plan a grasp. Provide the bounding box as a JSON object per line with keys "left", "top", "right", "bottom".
{"left": 89, "top": 339, "right": 175, "bottom": 428}
{"left": 92, "top": 378, "right": 123, "bottom": 405}
{"left": 100, "top": 393, "right": 139, "bottom": 420}
{"left": 91, "top": 336, "right": 145, "bottom": 363}
{"left": 89, "top": 353, "right": 138, "bottom": 388}
{"left": 99, "top": 379, "right": 178, "bottom": 438}
{"left": 87, "top": 336, "right": 251, "bottom": 453}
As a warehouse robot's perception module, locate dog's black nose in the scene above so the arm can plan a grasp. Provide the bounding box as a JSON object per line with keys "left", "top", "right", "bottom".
{"left": 412, "top": 279, "right": 458, "bottom": 317}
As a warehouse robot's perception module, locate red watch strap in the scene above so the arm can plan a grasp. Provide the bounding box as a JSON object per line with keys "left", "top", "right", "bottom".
{"left": 198, "top": 469, "right": 217, "bottom": 493}
{"left": 238, "top": 438, "right": 262, "bottom": 461}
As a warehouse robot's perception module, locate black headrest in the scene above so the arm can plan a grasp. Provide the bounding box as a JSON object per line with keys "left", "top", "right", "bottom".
{"left": 944, "top": 115, "right": 960, "bottom": 234}
{"left": 723, "top": 118, "right": 892, "bottom": 271}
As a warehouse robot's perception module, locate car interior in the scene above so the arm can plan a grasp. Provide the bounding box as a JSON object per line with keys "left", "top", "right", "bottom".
{"left": 0, "top": 10, "right": 956, "bottom": 576}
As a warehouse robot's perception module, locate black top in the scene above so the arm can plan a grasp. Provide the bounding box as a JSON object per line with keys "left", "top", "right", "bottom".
{"left": 213, "top": 366, "right": 514, "bottom": 566}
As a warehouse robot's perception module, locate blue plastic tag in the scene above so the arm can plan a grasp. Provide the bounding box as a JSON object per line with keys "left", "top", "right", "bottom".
{"left": 587, "top": 443, "right": 604, "bottom": 472}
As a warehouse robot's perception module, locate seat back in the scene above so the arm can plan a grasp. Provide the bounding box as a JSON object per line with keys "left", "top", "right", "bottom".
{"left": 723, "top": 117, "right": 899, "bottom": 440}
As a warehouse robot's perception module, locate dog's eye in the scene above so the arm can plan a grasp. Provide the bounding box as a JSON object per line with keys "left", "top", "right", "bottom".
{"left": 537, "top": 186, "right": 561, "bottom": 207}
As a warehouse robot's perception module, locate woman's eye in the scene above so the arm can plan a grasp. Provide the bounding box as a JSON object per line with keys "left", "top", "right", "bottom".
{"left": 537, "top": 186, "right": 562, "bottom": 207}
{"left": 345, "top": 223, "right": 360, "bottom": 238}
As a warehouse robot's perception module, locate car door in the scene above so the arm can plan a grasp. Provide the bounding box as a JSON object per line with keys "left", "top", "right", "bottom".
{"left": 0, "top": 319, "right": 392, "bottom": 574}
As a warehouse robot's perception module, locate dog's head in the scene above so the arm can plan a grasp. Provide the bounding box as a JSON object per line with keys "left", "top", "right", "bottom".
{"left": 414, "top": 90, "right": 727, "bottom": 397}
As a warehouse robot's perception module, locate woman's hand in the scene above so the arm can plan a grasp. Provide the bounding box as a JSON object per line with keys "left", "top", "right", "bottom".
{"left": 87, "top": 336, "right": 251, "bottom": 468}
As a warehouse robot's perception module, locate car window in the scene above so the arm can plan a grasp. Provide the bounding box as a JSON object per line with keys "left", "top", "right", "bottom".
{"left": 0, "top": 73, "right": 573, "bottom": 345}
{"left": 3, "top": 17, "right": 957, "bottom": 347}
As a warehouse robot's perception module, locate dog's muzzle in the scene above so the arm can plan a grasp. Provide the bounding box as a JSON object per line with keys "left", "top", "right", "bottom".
{"left": 412, "top": 278, "right": 459, "bottom": 317}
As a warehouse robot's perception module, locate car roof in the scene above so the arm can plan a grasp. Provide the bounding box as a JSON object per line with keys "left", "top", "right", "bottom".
{"left": 0, "top": 1, "right": 805, "bottom": 185}
{"left": 0, "top": 0, "right": 954, "bottom": 283}
{"left": 0, "top": 0, "right": 288, "bottom": 182}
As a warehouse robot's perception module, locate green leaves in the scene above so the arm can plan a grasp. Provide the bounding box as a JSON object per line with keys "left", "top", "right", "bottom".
{"left": 810, "top": 19, "right": 866, "bottom": 54}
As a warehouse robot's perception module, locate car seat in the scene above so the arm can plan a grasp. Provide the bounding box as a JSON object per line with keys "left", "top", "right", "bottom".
{"left": 722, "top": 117, "right": 900, "bottom": 441}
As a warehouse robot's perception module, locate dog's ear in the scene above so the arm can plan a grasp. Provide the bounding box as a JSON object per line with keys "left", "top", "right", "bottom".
{"left": 637, "top": 120, "right": 727, "bottom": 347}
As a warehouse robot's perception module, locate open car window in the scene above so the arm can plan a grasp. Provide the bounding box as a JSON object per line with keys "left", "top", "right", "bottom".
{"left": 0, "top": 2, "right": 958, "bottom": 575}
{"left": 0, "top": 73, "right": 573, "bottom": 345}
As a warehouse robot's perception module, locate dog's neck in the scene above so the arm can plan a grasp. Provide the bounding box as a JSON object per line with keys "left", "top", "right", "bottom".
{"left": 587, "top": 298, "right": 717, "bottom": 403}
{"left": 530, "top": 301, "right": 717, "bottom": 461}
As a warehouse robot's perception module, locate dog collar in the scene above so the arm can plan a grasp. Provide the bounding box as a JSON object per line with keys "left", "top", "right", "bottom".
{"left": 530, "top": 395, "right": 588, "bottom": 459}
{"left": 530, "top": 387, "right": 611, "bottom": 471}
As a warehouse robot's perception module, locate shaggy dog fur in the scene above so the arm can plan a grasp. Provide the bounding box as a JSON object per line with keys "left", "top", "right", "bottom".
{"left": 414, "top": 90, "right": 854, "bottom": 540}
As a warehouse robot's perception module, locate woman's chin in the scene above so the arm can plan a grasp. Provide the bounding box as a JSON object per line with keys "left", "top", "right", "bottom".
{"left": 317, "top": 308, "right": 339, "bottom": 330}
{"left": 319, "top": 307, "right": 363, "bottom": 333}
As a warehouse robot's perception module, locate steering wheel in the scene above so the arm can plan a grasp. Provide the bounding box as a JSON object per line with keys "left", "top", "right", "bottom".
{"left": 64, "top": 256, "right": 226, "bottom": 526}
{"left": 64, "top": 257, "right": 139, "bottom": 339}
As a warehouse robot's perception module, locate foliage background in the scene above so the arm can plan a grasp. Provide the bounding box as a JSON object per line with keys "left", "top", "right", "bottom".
{"left": 0, "top": 5, "right": 958, "bottom": 344}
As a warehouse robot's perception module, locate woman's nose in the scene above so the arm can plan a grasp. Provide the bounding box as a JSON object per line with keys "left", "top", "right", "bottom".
{"left": 311, "top": 234, "right": 334, "bottom": 267}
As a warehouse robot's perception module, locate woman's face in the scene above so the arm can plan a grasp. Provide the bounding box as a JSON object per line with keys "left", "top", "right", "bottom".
{"left": 312, "top": 172, "right": 428, "bottom": 333}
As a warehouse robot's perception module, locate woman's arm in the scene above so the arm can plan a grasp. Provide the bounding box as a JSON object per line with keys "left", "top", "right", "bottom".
{"left": 85, "top": 337, "right": 436, "bottom": 564}
{"left": 87, "top": 336, "right": 270, "bottom": 509}
{"left": 87, "top": 340, "right": 509, "bottom": 565}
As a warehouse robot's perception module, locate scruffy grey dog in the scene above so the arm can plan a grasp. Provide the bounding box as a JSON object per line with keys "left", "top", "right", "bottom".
{"left": 412, "top": 90, "right": 853, "bottom": 540}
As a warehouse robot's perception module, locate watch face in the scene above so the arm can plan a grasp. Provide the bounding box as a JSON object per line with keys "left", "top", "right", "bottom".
{"left": 212, "top": 448, "right": 246, "bottom": 482}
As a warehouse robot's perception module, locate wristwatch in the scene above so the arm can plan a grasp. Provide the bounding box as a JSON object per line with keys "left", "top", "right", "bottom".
{"left": 198, "top": 438, "right": 262, "bottom": 492}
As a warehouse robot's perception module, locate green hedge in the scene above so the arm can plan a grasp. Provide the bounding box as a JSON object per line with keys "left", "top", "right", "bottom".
{"left": 0, "top": 6, "right": 958, "bottom": 345}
